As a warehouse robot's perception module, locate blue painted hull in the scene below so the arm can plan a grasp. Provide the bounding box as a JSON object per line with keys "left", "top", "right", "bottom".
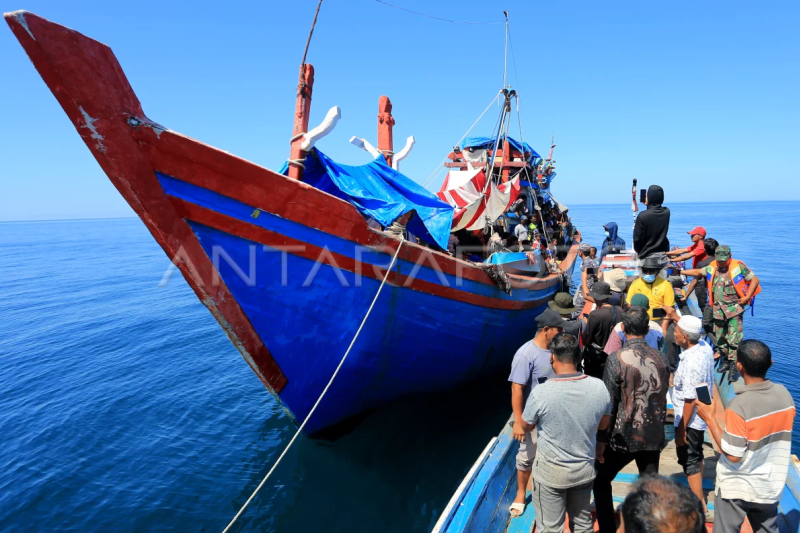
{"left": 3, "top": 10, "right": 579, "bottom": 436}
{"left": 158, "top": 173, "right": 576, "bottom": 434}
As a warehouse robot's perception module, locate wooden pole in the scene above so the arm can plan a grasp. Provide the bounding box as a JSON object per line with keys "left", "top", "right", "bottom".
{"left": 377, "top": 95, "right": 395, "bottom": 166}
{"left": 288, "top": 64, "right": 314, "bottom": 181}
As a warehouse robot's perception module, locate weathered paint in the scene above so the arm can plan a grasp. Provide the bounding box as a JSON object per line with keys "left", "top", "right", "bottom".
{"left": 4, "top": 12, "right": 288, "bottom": 401}
{"left": 288, "top": 63, "right": 314, "bottom": 181}
{"left": 8, "top": 11, "right": 34, "bottom": 40}
{"left": 78, "top": 105, "right": 105, "bottom": 151}
{"left": 5, "top": 11, "right": 579, "bottom": 434}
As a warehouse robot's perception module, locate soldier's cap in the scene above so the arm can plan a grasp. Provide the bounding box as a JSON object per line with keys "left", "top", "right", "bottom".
{"left": 715, "top": 245, "right": 732, "bottom": 261}
{"left": 549, "top": 293, "right": 577, "bottom": 314}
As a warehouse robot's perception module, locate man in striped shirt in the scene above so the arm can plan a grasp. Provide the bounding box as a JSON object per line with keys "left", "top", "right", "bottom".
{"left": 696, "top": 340, "right": 796, "bottom": 533}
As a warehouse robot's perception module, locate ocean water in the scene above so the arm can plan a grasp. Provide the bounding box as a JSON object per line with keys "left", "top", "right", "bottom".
{"left": 1, "top": 201, "right": 798, "bottom": 532}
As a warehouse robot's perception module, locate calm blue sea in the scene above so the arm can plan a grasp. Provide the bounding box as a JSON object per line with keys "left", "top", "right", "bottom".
{"left": 1, "top": 201, "right": 798, "bottom": 532}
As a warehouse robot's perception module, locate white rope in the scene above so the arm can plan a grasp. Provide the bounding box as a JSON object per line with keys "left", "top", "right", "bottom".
{"left": 422, "top": 90, "right": 502, "bottom": 189}
{"left": 221, "top": 237, "right": 406, "bottom": 533}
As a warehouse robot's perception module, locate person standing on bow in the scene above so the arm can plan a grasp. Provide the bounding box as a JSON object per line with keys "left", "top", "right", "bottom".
{"left": 633, "top": 185, "right": 670, "bottom": 260}
{"left": 508, "top": 309, "right": 563, "bottom": 517}
{"left": 598, "top": 222, "right": 626, "bottom": 263}
{"left": 681, "top": 245, "right": 761, "bottom": 379}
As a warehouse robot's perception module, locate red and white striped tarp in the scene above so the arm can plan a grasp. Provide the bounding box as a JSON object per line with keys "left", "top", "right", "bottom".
{"left": 437, "top": 169, "right": 521, "bottom": 231}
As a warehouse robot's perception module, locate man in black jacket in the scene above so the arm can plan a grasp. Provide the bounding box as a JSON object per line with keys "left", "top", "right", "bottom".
{"left": 634, "top": 185, "right": 670, "bottom": 260}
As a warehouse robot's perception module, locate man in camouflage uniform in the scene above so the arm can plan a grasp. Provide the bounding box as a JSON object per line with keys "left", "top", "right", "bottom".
{"left": 681, "top": 245, "right": 760, "bottom": 381}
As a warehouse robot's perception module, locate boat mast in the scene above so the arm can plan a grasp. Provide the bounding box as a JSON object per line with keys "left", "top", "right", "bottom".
{"left": 288, "top": 0, "right": 324, "bottom": 181}
{"left": 377, "top": 96, "right": 395, "bottom": 166}
{"left": 500, "top": 12, "right": 511, "bottom": 183}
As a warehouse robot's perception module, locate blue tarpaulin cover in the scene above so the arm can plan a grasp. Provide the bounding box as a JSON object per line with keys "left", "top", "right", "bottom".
{"left": 279, "top": 149, "right": 454, "bottom": 250}
{"left": 459, "top": 136, "right": 541, "bottom": 159}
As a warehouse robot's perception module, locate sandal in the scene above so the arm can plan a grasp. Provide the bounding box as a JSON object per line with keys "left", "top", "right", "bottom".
{"left": 509, "top": 502, "right": 526, "bottom": 517}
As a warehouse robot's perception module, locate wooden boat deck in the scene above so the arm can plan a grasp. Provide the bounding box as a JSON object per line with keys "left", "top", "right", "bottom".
{"left": 506, "top": 386, "right": 757, "bottom": 532}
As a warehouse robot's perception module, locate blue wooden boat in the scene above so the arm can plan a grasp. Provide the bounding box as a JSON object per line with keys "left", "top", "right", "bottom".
{"left": 434, "top": 298, "right": 800, "bottom": 533}
{"left": 6, "top": 12, "right": 579, "bottom": 435}
{"left": 485, "top": 252, "right": 541, "bottom": 276}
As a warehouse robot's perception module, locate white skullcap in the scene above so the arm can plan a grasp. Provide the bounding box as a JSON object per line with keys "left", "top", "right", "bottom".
{"left": 677, "top": 315, "right": 703, "bottom": 336}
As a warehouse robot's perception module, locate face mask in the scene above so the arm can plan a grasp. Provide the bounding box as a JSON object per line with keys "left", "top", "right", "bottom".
{"left": 605, "top": 231, "right": 610, "bottom": 237}
{"left": 643, "top": 274, "right": 657, "bottom": 283}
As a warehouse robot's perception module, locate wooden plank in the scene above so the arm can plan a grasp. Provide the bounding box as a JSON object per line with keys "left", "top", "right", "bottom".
{"left": 432, "top": 438, "right": 498, "bottom": 533}
{"left": 444, "top": 420, "right": 517, "bottom": 533}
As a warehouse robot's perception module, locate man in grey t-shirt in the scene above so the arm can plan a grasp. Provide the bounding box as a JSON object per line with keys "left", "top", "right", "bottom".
{"left": 522, "top": 333, "right": 612, "bottom": 532}
{"left": 508, "top": 309, "right": 562, "bottom": 517}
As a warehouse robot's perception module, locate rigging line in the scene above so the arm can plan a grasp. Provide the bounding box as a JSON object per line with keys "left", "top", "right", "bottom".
{"left": 220, "top": 237, "right": 406, "bottom": 533}
{"left": 507, "top": 28, "right": 530, "bottom": 143}
{"left": 373, "top": 0, "right": 504, "bottom": 25}
{"left": 514, "top": 99, "right": 552, "bottom": 251}
{"left": 422, "top": 90, "right": 502, "bottom": 188}
{"left": 482, "top": 95, "right": 510, "bottom": 196}
{"left": 301, "top": 0, "right": 324, "bottom": 67}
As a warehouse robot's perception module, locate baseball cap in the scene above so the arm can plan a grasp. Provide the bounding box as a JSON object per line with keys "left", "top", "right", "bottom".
{"left": 588, "top": 281, "right": 612, "bottom": 301}
{"left": 579, "top": 243, "right": 592, "bottom": 253}
{"left": 677, "top": 315, "right": 703, "bottom": 336}
{"left": 687, "top": 226, "right": 707, "bottom": 237}
{"left": 536, "top": 308, "right": 566, "bottom": 329}
{"left": 715, "top": 245, "right": 731, "bottom": 261}
{"left": 630, "top": 293, "right": 650, "bottom": 309}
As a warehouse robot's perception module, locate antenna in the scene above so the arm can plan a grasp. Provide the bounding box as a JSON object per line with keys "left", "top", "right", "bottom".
{"left": 503, "top": 11, "right": 509, "bottom": 88}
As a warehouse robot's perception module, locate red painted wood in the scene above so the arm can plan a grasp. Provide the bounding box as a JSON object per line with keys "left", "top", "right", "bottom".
{"left": 170, "top": 197, "right": 560, "bottom": 311}
{"left": 129, "top": 128, "right": 577, "bottom": 291}
{"left": 5, "top": 12, "right": 287, "bottom": 393}
{"left": 501, "top": 138, "right": 511, "bottom": 183}
{"left": 288, "top": 64, "right": 314, "bottom": 181}
{"left": 377, "top": 95, "right": 394, "bottom": 166}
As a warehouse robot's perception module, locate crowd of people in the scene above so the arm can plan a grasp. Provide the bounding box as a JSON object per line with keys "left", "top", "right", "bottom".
{"left": 504, "top": 184, "right": 793, "bottom": 533}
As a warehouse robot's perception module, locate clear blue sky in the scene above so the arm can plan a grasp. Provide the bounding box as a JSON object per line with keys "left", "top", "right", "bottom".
{"left": 1, "top": 0, "right": 798, "bottom": 221}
